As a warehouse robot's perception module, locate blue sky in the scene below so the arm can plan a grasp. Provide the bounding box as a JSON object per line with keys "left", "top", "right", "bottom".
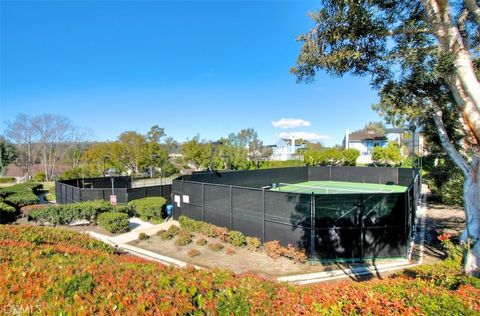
{"left": 0, "top": 0, "right": 382, "bottom": 146}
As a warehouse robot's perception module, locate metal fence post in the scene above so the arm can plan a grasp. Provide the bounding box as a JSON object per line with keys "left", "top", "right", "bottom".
{"left": 201, "top": 183, "right": 205, "bottom": 221}
{"left": 310, "top": 192, "right": 316, "bottom": 260}
{"left": 229, "top": 186, "right": 233, "bottom": 230}
{"left": 262, "top": 189, "right": 265, "bottom": 242}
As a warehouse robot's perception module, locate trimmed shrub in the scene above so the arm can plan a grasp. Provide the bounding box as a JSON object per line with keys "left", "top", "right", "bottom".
{"left": 246, "top": 237, "right": 262, "bottom": 251}
{"left": 174, "top": 230, "right": 193, "bottom": 246}
{"left": 214, "top": 227, "right": 229, "bottom": 242}
{"left": 208, "top": 243, "right": 224, "bottom": 252}
{"left": 283, "top": 244, "right": 308, "bottom": 263}
{"left": 265, "top": 240, "right": 283, "bottom": 259}
{"left": 29, "top": 200, "right": 113, "bottom": 226}
{"left": 0, "top": 183, "right": 41, "bottom": 208}
{"left": 128, "top": 197, "right": 166, "bottom": 221}
{"left": 187, "top": 249, "right": 201, "bottom": 257}
{"left": 138, "top": 233, "right": 150, "bottom": 241}
{"left": 0, "top": 202, "right": 17, "bottom": 224}
{"left": 227, "top": 230, "right": 246, "bottom": 247}
{"left": 0, "top": 177, "right": 15, "bottom": 184}
{"left": 97, "top": 212, "right": 130, "bottom": 233}
{"left": 157, "top": 225, "right": 181, "bottom": 240}
{"left": 114, "top": 204, "right": 135, "bottom": 217}
{"left": 196, "top": 238, "right": 208, "bottom": 246}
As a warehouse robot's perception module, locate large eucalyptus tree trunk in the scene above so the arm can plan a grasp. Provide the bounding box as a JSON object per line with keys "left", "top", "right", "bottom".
{"left": 462, "top": 166, "right": 480, "bottom": 276}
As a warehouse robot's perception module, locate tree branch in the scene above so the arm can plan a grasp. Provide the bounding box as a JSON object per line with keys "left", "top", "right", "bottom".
{"left": 431, "top": 100, "right": 470, "bottom": 174}
{"left": 464, "top": 0, "right": 480, "bottom": 27}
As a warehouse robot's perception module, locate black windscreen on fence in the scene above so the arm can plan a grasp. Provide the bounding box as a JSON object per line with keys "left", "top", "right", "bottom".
{"left": 172, "top": 166, "right": 420, "bottom": 262}
{"left": 231, "top": 187, "right": 263, "bottom": 239}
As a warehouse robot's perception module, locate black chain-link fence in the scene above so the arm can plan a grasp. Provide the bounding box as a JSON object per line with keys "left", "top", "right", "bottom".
{"left": 172, "top": 166, "right": 421, "bottom": 262}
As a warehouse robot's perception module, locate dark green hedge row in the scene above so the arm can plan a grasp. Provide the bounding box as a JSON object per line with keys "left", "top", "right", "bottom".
{"left": 0, "top": 177, "right": 15, "bottom": 184}
{"left": 29, "top": 200, "right": 114, "bottom": 226}
{"left": 0, "top": 182, "right": 42, "bottom": 208}
{"left": 97, "top": 212, "right": 130, "bottom": 233}
{"left": 0, "top": 202, "right": 16, "bottom": 224}
{"left": 127, "top": 197, "right": 166, "bottom": 221}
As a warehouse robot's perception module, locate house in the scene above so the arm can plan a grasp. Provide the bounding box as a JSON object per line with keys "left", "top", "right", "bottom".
{"left": 343, "top": 128, "right": 426, "bottom": 164}
{"left": 269, "top": 138, "right": 306, "bottom": 161}
{"left": 342, "top": 130, "right": 388, "bottom": 164}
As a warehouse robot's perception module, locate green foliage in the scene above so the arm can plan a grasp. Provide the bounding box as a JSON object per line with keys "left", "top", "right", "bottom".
{"left": 174, "top": 230, "right": 193, "bottom": 246}
{"left": 97, "top": 212, "right": 130, "bottom": 233}
{"left": 29, "top": 200, "right": 113, "bottom": 226}
{"left": 0, "top": 182, "right": 41, "bottom": 208}
{"left": 227, "top": 230, "right": 246, "bottom": 247}
{"left": 181, "top": 135, "right": 210, "bottom": 170}
{"left": 425, "top": 156, "right": 464, "bottom": 206}
{"left": 128, "top": 197, "right": 166, "bottom": 221}
{"left": 0, "top": 177, "right": 15, "bottom": 184}
{"left": 138, "top": 232, "right": 149, "bottom": 240}
{"left": 32, "top": 171, "right": 46, "bottom": 182}
{"left": 0, "top": 202, "right": 17, "bottom": 223}
{"left": 371, "top": 142, "right": 403, "bottom": 166}
{"left": 246, "top": 236, "right": 262, "bottom": 251}
{"left": 259, "top": 160, "right": 305, "bottom": 169}
{"left": 2, "top": 225, "right": 480, "bottom": 315}
{"left": 304, "top": 148, "right": 359, "bottom": 166}
{"left": 157, "top": 225, "right": 181, "bottom": 240}
{"left": 0, "top": 137, "right": 17, "bottom": 176}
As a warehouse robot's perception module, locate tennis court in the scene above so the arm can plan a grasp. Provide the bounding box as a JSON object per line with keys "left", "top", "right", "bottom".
{"left": 272, "top": 181, "right": 407, "bottom": 194}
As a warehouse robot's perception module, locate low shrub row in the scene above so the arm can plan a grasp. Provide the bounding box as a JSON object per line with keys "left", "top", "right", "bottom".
{"left": 1, "top": 225, "right": 479, "bottom": 315}
{"left": 178, "top": 215, "right": 305, "bottom": 262}
{"left": 97, "top": 212, "right": 130, "bottom": 233}
{"left": 0, "top": 202, "right": 16, "bottom": 224}
{"left": 128, "top": 197, "right": 166, "bottom": 221}
{"left": 0, "top": 182, "right": 41, "bottom": 208}
{"left": 0, "top": 176, "right": 15, "bottom": 184}
{"left": 264, "top": 240, "right": 308, "bottom": 263}
{"left": 28, "top": 200, "right": 113, "bottom": 226}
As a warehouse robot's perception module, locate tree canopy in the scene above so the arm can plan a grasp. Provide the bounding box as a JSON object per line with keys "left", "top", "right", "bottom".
{"left": 292, "top": 0, "right": 480, "bottom": 275}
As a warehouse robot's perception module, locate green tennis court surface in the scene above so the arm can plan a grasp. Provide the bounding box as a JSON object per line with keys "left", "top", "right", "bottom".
{"left": 272, "top": 181, "right": 407, "bottom": 194}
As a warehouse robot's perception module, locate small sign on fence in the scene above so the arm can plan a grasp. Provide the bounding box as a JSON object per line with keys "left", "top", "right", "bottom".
{"left": 110, "top": 195, "right": 117, "bottom": 205}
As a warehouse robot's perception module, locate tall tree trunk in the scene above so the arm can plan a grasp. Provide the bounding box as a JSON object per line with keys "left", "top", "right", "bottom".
{"left": 462, "top": 163, "right": 480, "bottom": 276}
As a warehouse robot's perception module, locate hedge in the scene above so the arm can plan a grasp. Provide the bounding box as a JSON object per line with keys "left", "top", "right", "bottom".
{"left": 0, "top": 183, "right": 41, "bottom": 208}
{"left": 97, "top": 212, "right": 130, "bottom": 233}
{"left": 0, "top": 202, "right": 16, "bottom": 224}
{"left": 0, "top": 177, "right": 15, "bottom": 184}
{"left": 1, "top": 225, "right": 479, "bottom": 315}
{"left": 29, "top": 200, "right": 113, "bottom": 226}
{"left": 128, "top": 197, "right": 166, "bottom": 221}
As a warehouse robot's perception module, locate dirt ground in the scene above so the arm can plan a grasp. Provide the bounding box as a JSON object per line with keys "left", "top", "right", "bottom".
{"left": 421, "top": 202, "right": 465, "bottom": 264}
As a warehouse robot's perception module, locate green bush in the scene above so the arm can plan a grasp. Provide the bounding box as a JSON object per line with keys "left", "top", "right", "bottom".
{"left": 114, "top": 204, "right": 135, "bottom": 217}
{"left": 174, "top": 230, "right": 193, "bottom": 246}
{"left": 138, "top": 233, "right": 150, "bottom": 240}
{"left": 0, "top": 177, "right": 15, "bottom": 184}
{"left": 0, "top": 183, "right": 41, "bottom": 208}
{"left": 97, "top": 212, "right": 130, "bottom": 233}
{"left": 0, "top": 202, "right": 17, "bottom": 224}
{"left": 32, "top": 171, "right": 46, "bottom": 182}
{"left": 227, "top": 230, "right": 246, "bottom": 247}
{"left": 128, "top": 197, "right": 166, "bottom": 221}
{"left": 246, "top": 236, "right": 261, "bottom": 251}
{"left": 157, "top": 225, "right": 181, "bottom": 240}
{"left": 29, "top": 200, "right": 113, "bottom": 226}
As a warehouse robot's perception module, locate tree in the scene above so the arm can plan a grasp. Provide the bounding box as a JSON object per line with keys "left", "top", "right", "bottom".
{"left": 181, "top": 136, "right": 210, "bottom": 170}
{"left": 0, "top": 137, "right": 17, "bottom": 176}
{"left": 342, "top": 148, "right": 360, "bottom": 166}
{"left": 292, "top": 0, "right": 480, "bottom": 275}
{"left": 146, "top": 125, "right": 166, "bottom": 144}
{"left": 4, "top": 114, "right": 39, "bottom": 179}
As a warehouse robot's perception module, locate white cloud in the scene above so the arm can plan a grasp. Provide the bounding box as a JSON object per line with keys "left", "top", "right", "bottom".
{"left": 271, "top": 118, "right": 311, "bottom": 129}
{"left": 278, "top": 131, "right": 332, "bottom": 141}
